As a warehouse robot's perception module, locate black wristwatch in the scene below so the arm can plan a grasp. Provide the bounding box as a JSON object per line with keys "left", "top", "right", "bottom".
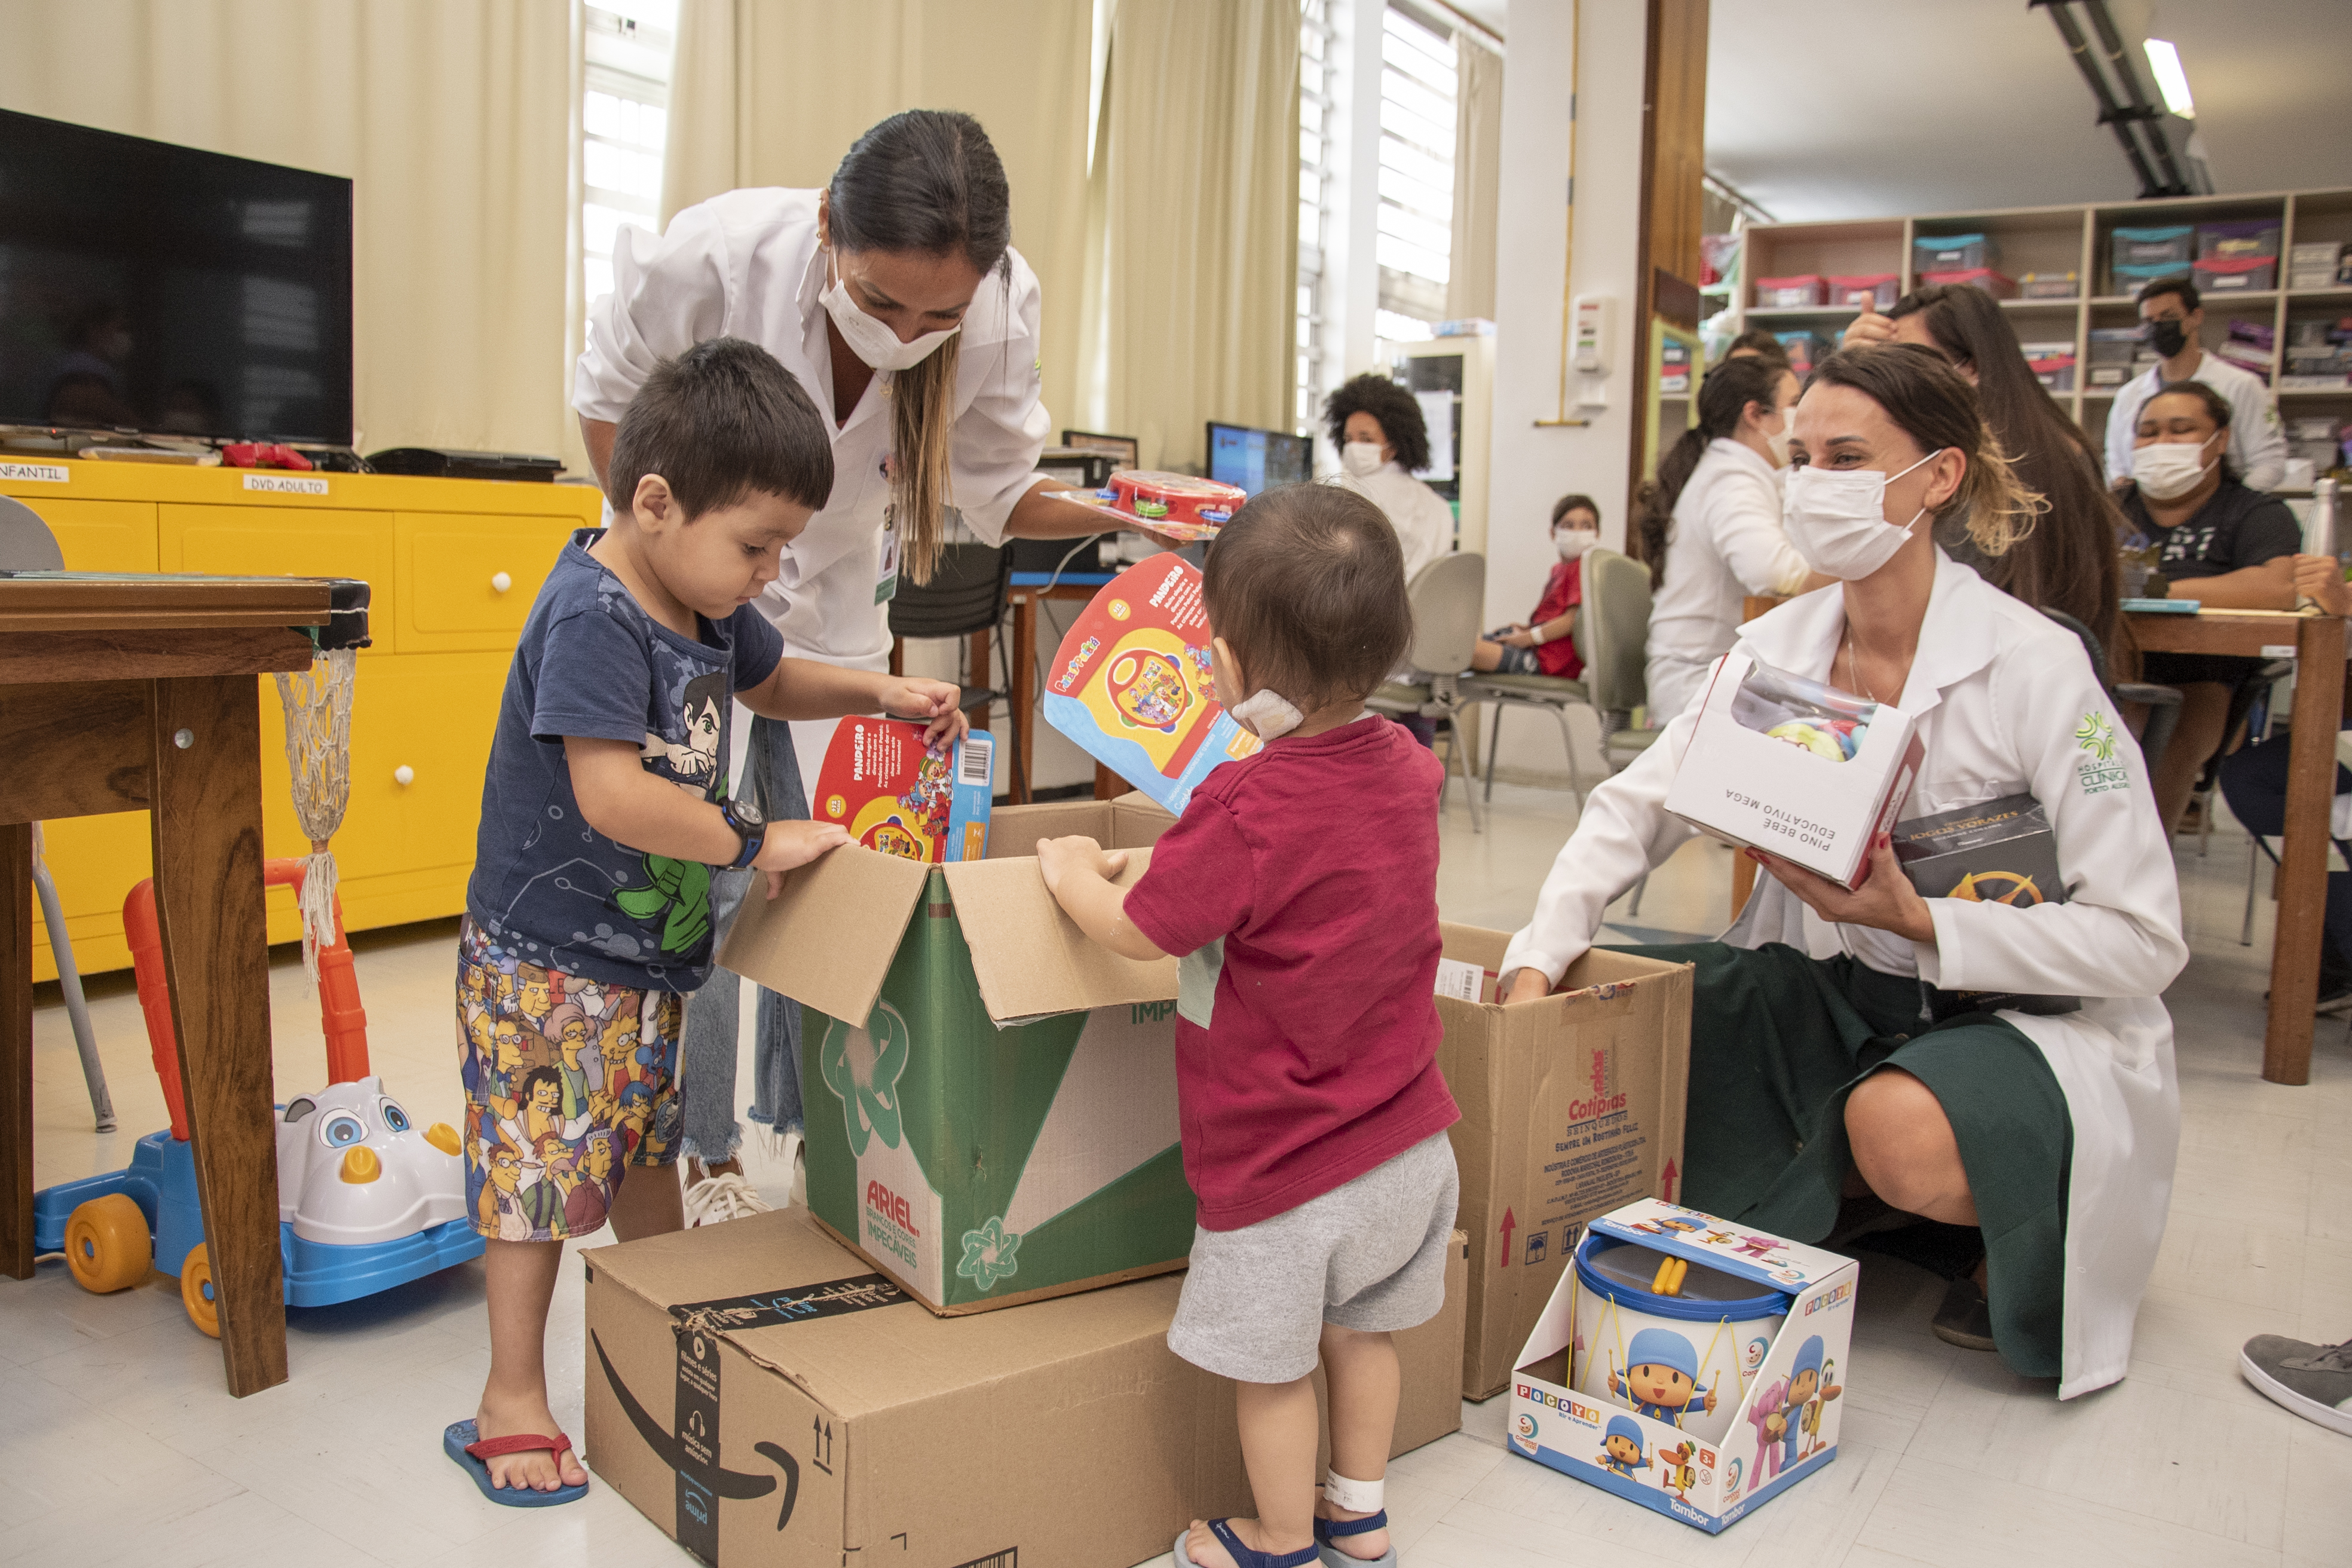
{"left": 719, "top": 795, "right": 765, "bottom": 869}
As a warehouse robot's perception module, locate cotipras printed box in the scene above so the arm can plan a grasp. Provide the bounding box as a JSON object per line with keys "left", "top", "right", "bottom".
{"left": 1508, "top": 1199, "right": 1858, "bottom": 1534}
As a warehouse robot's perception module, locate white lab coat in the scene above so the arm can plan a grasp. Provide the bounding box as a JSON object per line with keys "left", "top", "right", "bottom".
{"left": 1503, "top": 552, "right": 2188, "bottom": 1399}
{"left": 573, "top": 187, "right": 1052, "bottom": 672}
{"left": 1644, "top": 439, "right": 1813, "bottom": 721}
{"left": 2104, "top": 349, "right": 2287, "bottom": 492}
{"left": 1334, "top": 461, "right": 1454, "bottom": 584}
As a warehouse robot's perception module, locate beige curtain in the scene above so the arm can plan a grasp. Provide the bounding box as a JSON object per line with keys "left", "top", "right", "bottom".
{"left": 0, "top": 0, "right": 573, "bottom": 459}
{"left": 1448, "top": 33, "right": 1502, "bottom": 323}
{"left": 662, "top": 0, "right": 1094, "bottom": 437}
{"left": 1080, "top": 0, "right": 1299, "bottom": 472}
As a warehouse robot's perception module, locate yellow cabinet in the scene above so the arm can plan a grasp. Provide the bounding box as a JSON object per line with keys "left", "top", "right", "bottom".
{"left": 394, "top": 513, "right": 578, "bottom": 653}
{"left": 160, "top": 504, "right": 396, "bottom": 656}
{"left": 16, "top": 497, "right": 159, "bottom": 572}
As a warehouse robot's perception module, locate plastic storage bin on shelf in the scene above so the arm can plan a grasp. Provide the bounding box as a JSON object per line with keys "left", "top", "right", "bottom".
{"left": 1774, "top": 330, "right": 1828, "bottom": 374}
{"left": 2290, "top": 241, "right": 2347, "bottom": 290}
{"left": 2111, "top": 224, "right": 2194, "bottom": 268}
{"left": 2112, "top": 259, "right": 2197, "bottom": 295}
{"left": 2087, "top": 326, "right": 2146, "bottom": 388}
{"left": 1914, "top": 233, "right": 1996, "bottom": 273}
{"left": 2021, "top": 341, "right": 2077, "bottom": 392}
{"left": 2194, "top": 255, "right": 2278, "bottom": 294}
{"left": 1754, "top": 275, "right": 1826, "bottom": 309}
{"left": 2198, "top": 219, "right": 2282, "bottom": 261}
{"left": 2019, "top": 271, "right": 2080, "bottom": 300}
{"left": 1826, "top": 274, "right": 1898, "bottom": 311}
{"left": 1920, "top": 267, "right": 2017, "bottom": 300}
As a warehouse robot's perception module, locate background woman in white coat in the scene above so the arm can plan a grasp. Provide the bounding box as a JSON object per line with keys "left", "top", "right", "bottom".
{"left": 1634, "top": 356, "right": 1823, "bottom": 721}
{"left": 1500, "top": 345, "right": 2187, "bottom": 1397}
{"left": 1324, "top": 372, "right": 1453, "bottom": 584}
{"left": 572, "top": 110, "right": 1103, "bottom": 1215}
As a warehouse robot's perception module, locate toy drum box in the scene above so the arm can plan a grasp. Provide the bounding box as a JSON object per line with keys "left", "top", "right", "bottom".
{"left": 1509, "top": 1200, "right": 1858, "bottom": 1533}
{"left": 1662, "top": 652, "right": 1925, "bottom": 890}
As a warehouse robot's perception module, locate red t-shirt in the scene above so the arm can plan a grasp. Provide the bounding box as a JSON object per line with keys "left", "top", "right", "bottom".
{"left": 1122, "top": 714, "right": 1462, "bottom": 1230}
{"left": 1532, "top": 558, "right": 1585, "bottom": 679}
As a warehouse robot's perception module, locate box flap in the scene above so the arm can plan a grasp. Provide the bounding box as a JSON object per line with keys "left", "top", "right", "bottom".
{"left": 716, "top": 844, "right": 929, "bottom": 1027}
{"left": 941, "top": 849, "right": 1180, "bottom": 1020}
{"left": 984, "top": 799, "right": 1116, "bottom": 856}
{"left": 1590, "top": 1198, "right": 1856, "bottom": 1291}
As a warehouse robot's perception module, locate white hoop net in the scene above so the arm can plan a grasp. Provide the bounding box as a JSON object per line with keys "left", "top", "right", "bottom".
{"left": 272, "top": 647, "right": 357, "bottom": 982}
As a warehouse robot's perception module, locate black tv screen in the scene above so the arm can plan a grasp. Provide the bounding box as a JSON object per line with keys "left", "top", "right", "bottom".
{"left": 0, "top": 109, "right": 354, "bottom": 445}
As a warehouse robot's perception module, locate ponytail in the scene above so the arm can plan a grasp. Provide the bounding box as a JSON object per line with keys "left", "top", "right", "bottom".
{"left": 1632, "top": 356, "right": 1786, "bottom": 587}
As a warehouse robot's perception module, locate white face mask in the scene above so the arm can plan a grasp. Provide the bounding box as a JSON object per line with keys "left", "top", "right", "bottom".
{"left": 1340, "top": 441, "right": 1386, "bottom": 477}
{"left": 1554, "top": 528, "right": 1599, "bottom": 562}
{"left": 1765, "top": 409, "right": 1796, "bottom": 469}
{"left": 1780, "top": 449, "right": 1944, "bottom": 581}
{"left": 819, "top": 250, "right": 960, "bottom": 372}
{"left": 2131, "top": 436, "right": 2219, "bottom": 501}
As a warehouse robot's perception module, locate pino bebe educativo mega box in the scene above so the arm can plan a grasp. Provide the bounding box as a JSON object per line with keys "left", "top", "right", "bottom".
{"left": 718, "top": 795, "right": 1193, "bottom": 1314}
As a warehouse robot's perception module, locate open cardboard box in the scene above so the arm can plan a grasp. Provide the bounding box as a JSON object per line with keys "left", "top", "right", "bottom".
{"left": 719, "top": 796, "right": 1193, "bottom": 1314}
{"left": 1506, "top": 1200, "right": 1858, "bottom": 1534}
{"left": 584, "top": 1209, "right": 1469, "bottom": 1568}
{"left": 1435, "top": 924, "right": 1693, "bottom": 1398}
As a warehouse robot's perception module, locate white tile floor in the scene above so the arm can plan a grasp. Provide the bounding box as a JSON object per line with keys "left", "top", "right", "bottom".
{"left": 5, "top": 780, "right": 2345, "bottom": 1567}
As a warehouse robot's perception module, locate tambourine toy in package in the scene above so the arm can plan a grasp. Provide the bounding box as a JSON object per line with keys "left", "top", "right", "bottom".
{"left": 1661, "top": 653, "right": 1925, "bottom": 890}
{"left": 813, "top": 716, "right": 994, "bottom": 863}
{"left": 1041, "top": 554, "right": 1263, "bottom": 814}
{"left": 1094, "top": 470, "right": 1249, "bottom": 543}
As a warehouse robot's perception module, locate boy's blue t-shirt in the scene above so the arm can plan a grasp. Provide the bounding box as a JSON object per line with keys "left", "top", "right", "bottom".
{"left": 466, "top": 528, "right": 783, "bottom": 991}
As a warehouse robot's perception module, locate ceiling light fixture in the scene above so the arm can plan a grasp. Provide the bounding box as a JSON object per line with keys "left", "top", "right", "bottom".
{"left": 2143, "top": 38, "right": 2195, "bottom": 119}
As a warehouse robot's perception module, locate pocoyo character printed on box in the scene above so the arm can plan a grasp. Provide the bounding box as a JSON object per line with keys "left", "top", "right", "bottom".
{"left": 1745, "top": 1334, "right": 1838, "bottom": 1481}
{"left": 1598, "top": 1415, "right": 1649, "bottom": 1479}
{"left": 1610, "top": 1327, "right": 1720, "bottom": 1426}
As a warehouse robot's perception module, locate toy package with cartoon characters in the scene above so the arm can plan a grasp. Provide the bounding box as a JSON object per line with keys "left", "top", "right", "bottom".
{"left": 1040, "top": 555, "right": 1263, "bottom": 813}
{"left": 1506, "top": 1198, "right": 1858, "bottom": 1534}
{"left": 813, "top": 717, "right": 995, "bottom": 863}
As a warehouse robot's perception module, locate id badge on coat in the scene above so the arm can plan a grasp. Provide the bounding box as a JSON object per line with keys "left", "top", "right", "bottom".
{"left": 875, "top": 519, "right": 900, "bottom": 605}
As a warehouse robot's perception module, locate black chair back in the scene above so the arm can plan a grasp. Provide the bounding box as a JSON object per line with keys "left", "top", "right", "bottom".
{"left": 887, "top": 541, "right": 1010, "bottom": 641}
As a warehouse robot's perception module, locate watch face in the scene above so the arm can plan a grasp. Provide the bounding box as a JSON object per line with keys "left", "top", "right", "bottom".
{"left": 731, "top": 797, "right": 764, "bottom": 829}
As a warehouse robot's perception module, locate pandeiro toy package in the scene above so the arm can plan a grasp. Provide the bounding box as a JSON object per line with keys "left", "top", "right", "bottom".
{"left": 1661, "top": 652, "right": 1925, "bottom": 889}
{"left": 1508, "top": 1199, "right": 1858, "bottom": 1533}
{"left": 813, "top": 716, "right": 993, "bottom": 863}
{"left": 1042, "top": 555, "right": 1262, "bottom": 813}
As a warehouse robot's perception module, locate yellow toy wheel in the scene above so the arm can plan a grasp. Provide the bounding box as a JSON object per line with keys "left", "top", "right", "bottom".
{"left": 63, "top": 1193, "right": 151, "bottom": 1294}
{"left": 180, "top": 1243, "right": 221, "bottom": 1339}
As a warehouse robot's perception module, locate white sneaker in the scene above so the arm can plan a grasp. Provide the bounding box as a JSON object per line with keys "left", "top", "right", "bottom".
{"left": 683, "top": 1170, "right": 774, "bottom": 1227}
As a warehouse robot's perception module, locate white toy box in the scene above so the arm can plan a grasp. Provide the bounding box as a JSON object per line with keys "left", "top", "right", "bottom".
{"left": 1661, "top": 651, "right": 1925, "bottom": 890}
{"left": 1506, "top": 1199, "right": 1859, "bottom": 1534}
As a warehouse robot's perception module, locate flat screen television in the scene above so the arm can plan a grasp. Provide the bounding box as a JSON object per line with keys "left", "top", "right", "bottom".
{"left": 1206, "top": 421, "right": 1310, "bottom": 497}
{"left": 0, "top": 109, "right": 354, "bottom": 445}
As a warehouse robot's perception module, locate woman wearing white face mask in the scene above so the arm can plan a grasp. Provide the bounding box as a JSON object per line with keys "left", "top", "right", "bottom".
{"left": 1472, "top": 495, "right": 1600, "bottom": 678}
{"left": 1499, "top": 344, "right": 2187, "bottom": 1399}
{"left": 1636, "top": 356, "right": 1829, "bottom": 722}
{"left": 2119, "top": 381, "right": 2302, "bottom": 834}
{"left": 1322, "top": 372, "right": 1455, "bottom": 584}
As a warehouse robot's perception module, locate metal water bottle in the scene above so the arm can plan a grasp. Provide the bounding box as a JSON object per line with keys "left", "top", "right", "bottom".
{"left": 2302, "top": 476, "right": 2339, "bottom": 611}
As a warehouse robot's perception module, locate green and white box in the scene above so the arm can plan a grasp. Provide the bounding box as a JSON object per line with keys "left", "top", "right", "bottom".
{"left": 719, "top": 797, "right": 1194, "bottom": 1313}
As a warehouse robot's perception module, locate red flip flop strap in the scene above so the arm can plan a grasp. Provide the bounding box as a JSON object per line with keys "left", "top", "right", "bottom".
{"left": 465, "top": 1431, "right": 575, "bottom": 1461}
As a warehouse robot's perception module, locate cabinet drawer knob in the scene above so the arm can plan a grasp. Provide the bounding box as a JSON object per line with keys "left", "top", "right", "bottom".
{"left": 491, "top": 571, "right": 513, "bottom": 593}
{"left": 393, "top": 765, "right": 415, "bottom": 787}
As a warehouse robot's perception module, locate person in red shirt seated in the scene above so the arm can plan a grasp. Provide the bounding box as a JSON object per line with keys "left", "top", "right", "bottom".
{"left": 1036, "top": 484, "right": 1462, "bottom": 1568}
{"left": 1472, "top": 492, "right": 1598, "bottom": 679}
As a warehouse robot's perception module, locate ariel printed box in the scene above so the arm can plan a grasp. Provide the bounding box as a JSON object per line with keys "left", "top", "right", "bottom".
{"left": 1508, "top": 1199, "right": 1858, "bottom": 1535}
{"left": 1042, "top": 554, "right": 1261, "bottom": 813}
{"left": 717, "top": 797, "right": 1193, "bottom": 1314}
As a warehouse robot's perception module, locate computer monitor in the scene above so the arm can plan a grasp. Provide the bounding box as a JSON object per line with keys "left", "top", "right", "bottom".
{"left": 1205, "top": 422, "right": 1311, "bottom": 496}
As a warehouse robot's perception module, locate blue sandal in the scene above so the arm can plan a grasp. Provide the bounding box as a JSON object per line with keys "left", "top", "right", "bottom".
{"left": 443, "top": 1419, "right": 589, "bottom": 1507}
{"left": 1315, "top": 1509, "right": 1397, "bottom": 1568}
{"left": 1172, "top": 1518, "right": 1321, "bottom": 1568}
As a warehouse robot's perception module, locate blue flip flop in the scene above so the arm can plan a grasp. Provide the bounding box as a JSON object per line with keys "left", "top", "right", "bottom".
{"left": 444, "top": 1419, "right": 589, "bottom": 1507}
{"left": 1172, "top": 1518, "right": 1319, "bottom": 1568}
{"left": 1315, "top": 1509, "right": 1398, "bottom": 1568}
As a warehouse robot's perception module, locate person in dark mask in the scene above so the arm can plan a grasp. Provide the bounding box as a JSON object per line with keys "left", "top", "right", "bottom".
{"left": 2102, "top": 277, "right": 2286, "bottom": 492}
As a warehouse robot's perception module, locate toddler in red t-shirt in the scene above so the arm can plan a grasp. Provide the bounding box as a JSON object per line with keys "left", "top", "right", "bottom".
{"left": 1036, "top": 485, "right": 1462, "bottom": 1568}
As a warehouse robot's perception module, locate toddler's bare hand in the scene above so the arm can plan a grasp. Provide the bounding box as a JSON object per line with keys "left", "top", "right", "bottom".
{"left": 1034, "top": 834, "right": 1128, "bottom": 897}
{"left": 757, "top": 820, "right": 852, "bottom": 898}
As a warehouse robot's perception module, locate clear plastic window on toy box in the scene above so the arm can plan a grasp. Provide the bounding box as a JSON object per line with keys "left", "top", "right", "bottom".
{"left": 1726, "top": 660, "right": 1877, "bottom": 763}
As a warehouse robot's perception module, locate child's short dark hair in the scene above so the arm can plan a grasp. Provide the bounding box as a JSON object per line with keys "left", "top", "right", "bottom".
{"left": 1202, "top": 483, "right": 1413, "bottom": 712}
{"left": 606, "top": 337, "right": 834, "bottom": 518}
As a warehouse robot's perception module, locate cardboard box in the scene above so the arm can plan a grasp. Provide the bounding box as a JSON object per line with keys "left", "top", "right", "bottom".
{"left": 1661, "top": 653, "right": 1927, "bottom": 890}
{"left": 1432, "top": 924, "right": 1692, "bottom": 1398}
{"left": 719, "top": 796, "right": 1196, "bottom": 1314}
{"left": 1506, "top": 1200, "right": 1860, "bottom": 1535}
{"left": 584, "top": 1211, "right": 1469, "bottom": 1567}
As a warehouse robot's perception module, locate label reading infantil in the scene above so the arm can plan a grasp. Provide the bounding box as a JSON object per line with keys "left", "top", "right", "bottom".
{"left": 0, "top": 461, "right": 68, "bottom": 483}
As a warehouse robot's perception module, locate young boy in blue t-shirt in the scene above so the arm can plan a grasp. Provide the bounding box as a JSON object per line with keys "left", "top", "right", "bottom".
{"left": 446, "top": 338, "right": 964, "bottom": 1503}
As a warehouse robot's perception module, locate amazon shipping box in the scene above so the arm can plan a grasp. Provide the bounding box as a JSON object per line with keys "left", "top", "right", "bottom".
{"left": 1434, "top": 924, "right": 1693, "bottom": 1398}
{"left": 718, "top": 796, "right": 1193, "bottom": 1313}
{"left": 583, "top": 1211, "right": 1469, "bottom": 1567}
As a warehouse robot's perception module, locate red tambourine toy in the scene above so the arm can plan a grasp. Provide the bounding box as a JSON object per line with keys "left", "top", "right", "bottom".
{"left": 1097, "top": 470, "right": 1248, "bottom": 543}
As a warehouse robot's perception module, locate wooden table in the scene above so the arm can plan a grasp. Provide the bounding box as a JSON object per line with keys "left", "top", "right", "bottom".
{"left": 0, "top": 574, "right": 333, "bottom": 1396}
{"left": 1009, "top": 574, "right": 1125, "bottom": 803}
{"left": 2129, "top": 606, "right": 2344, "bottom": 1086}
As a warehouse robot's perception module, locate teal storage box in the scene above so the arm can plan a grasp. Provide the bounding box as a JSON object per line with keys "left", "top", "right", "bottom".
{"left": 2113, "top": 259, "right": 2197, "bottom": 293}
{"left": 1914, "top": 232, "right": 1996, "bottom": 272}
{"left": 2112, "top": 224, "right": 2194, "bottom": 267}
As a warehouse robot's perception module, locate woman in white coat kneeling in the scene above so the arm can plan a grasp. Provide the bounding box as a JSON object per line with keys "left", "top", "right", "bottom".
{"left": 1500, "top": 344, "right": 2186, "bottom": 1398}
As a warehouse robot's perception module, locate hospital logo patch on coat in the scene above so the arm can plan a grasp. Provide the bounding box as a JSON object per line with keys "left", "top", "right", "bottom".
{"left": 2074, "top": 710, "right": 2130, "bottom": 794}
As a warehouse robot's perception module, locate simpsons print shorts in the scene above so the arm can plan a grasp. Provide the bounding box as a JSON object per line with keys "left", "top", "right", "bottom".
{"left": 456, "top": 918, "right": 681, "bottom": 1242}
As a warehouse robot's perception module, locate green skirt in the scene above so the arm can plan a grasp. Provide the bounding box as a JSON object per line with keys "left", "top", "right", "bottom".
{"left": 1610, "top": 941, "right": 2073, "bottom": 1380}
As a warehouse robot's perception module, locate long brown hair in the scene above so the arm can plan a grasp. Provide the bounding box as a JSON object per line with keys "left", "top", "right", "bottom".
{"left": 829, "top": 110, "right": 1012, "bottom": 584}
{"left": 1631, "top": 356, "right": 1786, "bottom": 587}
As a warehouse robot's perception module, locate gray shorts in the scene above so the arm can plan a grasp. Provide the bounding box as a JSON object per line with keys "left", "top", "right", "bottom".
{"left": 1168, "top": 1130, "right": 1459, "bottom": 1383}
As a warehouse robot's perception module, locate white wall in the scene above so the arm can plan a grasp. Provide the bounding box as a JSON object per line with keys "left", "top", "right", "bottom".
{"left": 1482, "top": 0, "right": 1648, "bottom": 785}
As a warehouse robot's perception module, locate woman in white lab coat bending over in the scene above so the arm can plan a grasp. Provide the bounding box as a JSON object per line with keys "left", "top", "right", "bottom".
{"left": 1636, "top": 355, "right": 1823, "bottom": 722}
{"left": 1501, "top": 344, "right": 2186, "bottom": 1398}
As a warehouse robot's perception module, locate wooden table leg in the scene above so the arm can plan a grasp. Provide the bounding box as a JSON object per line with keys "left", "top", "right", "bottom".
{"left": 150, "top": 676, "right": 287, "bottom": 1395}
{"left": 1011, "top": 593, "right": 1036, "bottom": 806}
{"left": 1, "top": 823, "right": 31, "bottom": 1279}
{"left": 970, "top": 626, "right": 991, "bottom": 734}
{"left": 2267, "top": 614, "right": 2345, "bottom": 1086}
